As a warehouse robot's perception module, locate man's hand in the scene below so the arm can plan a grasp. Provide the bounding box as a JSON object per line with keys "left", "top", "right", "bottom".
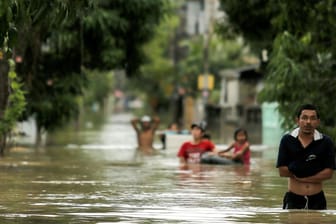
{"left": 152, "top": 116, "right": 160, "bottom": 122}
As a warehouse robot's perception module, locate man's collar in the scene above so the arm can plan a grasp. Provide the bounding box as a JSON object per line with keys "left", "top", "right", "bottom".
{"left": 290, "top": 127, "right": 323, "bottom": 140}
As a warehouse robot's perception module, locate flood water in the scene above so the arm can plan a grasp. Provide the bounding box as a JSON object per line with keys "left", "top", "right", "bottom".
{"left": 1, "top": 113, "right": 336, "bottom": 223}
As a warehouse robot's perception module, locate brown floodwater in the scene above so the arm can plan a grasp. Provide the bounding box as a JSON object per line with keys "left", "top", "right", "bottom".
{"left": 0, "top": 113, "right": 336, "bottom": 223}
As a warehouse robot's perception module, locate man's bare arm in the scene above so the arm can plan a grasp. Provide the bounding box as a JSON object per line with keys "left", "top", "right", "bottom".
{"left": 179, "top": 157, "right": 188, "bottom": 168}
{"left": 278, "top": 166, "right": 294, "bottom": 177}
{"left": 151, "top": 116, "right": 160, "bottom": 131}
{"left": 131, "top": 118, "right": 140, "bottom": 132}
{"left": 295, "top": 168, "right": 334, "bottom": 183}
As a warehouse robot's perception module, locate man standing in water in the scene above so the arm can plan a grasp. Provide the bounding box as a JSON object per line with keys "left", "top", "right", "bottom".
{"left": 131, "top": 115, "right": 160, "bottom": 154}
{"left": 276, "top": 104, "right": 335, "bottom": 209}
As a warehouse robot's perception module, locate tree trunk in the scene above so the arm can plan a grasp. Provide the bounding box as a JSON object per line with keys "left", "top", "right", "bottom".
{"left": 35, "top": 124, "right": 42, "bottom": 148}
{"left": 0, "top": 133, "right": 7, "bottom": 156}
{"left": 0, "top": 59, "right": 10, "bottom": 156}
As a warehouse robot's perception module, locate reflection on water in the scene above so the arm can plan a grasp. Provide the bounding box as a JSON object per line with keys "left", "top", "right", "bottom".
{"left": 0, "top": 113, "right": 336, "bottom": 223}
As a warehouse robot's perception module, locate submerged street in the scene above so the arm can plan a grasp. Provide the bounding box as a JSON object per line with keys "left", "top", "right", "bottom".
{"left": 0, "top": 113, "right": 336, "bottom": 223}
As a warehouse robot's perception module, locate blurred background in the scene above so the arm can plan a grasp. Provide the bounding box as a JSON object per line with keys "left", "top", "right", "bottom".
{"left": 1, "top": 1, "right": 336, "bottom": 223}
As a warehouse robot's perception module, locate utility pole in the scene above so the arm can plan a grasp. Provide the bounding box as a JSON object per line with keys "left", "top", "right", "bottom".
{"left": 202, "top": 0, "right": 216, "bottom": 120}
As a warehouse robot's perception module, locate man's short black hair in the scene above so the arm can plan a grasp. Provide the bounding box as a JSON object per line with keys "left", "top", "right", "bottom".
{"left": 191, "top": 121, "right": 206, "bottom": 132}
{"left": 296, "top": 104, "right": 320, "bottom": 119}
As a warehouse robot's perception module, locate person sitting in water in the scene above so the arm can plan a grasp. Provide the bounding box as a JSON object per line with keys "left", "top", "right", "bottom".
{"left": 131, "top": 115, "right": 160, "bottom": 154}
{"left": 217, "top": 128, "right": 251, "bottom": 165}
{"left": 177, "top": 121, "right": 216, "bottom": 168}
{"left": 200, "top": 128, "right": 250, "bottom": 165}
{"left": 202, "top": 133, "right": 211, "bottom": 141}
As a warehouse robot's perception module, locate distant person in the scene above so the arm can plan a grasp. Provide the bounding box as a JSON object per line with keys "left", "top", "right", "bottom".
{"left": 276, "top": 104, "right": 335, "bottom": 210}
{"left": 177, "top": 121, "right": 216, "bottom": 168}
{"left": 200, "top": 128, "right": 250, "bottom": 165}
{"left": 174, "top": 86, "right": 186, "bottom": 126}
{"left": 160, "top": 122, "right": 180, "bottom": 149}
{"left": 202, "top": 133, "right": 211, "bottom": 141}
{"left": 217, "top": 128, "right": 251, "bottom": 165}
{"left": 131, "top": 115, "right": 160, "bottom": 154}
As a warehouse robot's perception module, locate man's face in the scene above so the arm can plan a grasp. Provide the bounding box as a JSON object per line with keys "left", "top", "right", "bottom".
{"left": 296, "top": 109, "right": 320, "bottom": 135}
{"left": 141, "top": 121, "right": 151, "bottom": 129}
{"left": 191, "top": 126, "right": 203, "bottom": 139}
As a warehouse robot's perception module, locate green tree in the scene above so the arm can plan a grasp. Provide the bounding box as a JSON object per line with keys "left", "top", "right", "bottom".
{"left": 135, "top": 1, "right": 257, "bottom": 116}
{"left": 178, "top": 35, "right": 256, "bottom": 96}
{"left": 0, "top": 0, "right": 29, "bottom": 154}
{"left": 218, "top": 0, "right": 278, "bottom": 55}
{"left": 83, "top": 0, "right": 168, "bottom": 77}
{"left": 11, "top": 0, "right": 91, "bottom": 146}
{"left": 0, "top": 0, "right": 167, "bottom": 147}
{"left": 133, "top": 2, "right": 179, "bottom": 114}
{"left": 83, "top": 70, "right": 114, "bottom": 109}
{"left": 219, "top": 0, "right": 336, "bottom": 140}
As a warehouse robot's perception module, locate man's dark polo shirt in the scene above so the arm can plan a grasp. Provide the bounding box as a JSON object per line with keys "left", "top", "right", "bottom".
{"left": 277, "top": 128, "right": 335, "bottom": 178}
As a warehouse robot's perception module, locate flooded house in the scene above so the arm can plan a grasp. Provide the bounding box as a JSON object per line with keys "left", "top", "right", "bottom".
{"left": 217, "top": 65, "right": 263, "bottom": 144}
{"left": 217, "top": 65, "right": 283, "bottom": 147}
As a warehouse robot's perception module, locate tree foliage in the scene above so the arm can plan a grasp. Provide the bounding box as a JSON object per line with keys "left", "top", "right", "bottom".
{"left": 178, "top": 35, "right": 256, "bottom": 95}
{"left": 134, "top": 3, "right": 179, "bottom": 113}
{"left": 0, "top": 60, "right": 26, "bottom": 134}
{"left": 219, "top": 0, "right": 336, "bottom": 140}
{"left": 83, "top": 69, "right": 114, "bottom": 108}
{"left": 8, "top": 0, "right": 92, "bottom": 143}
{"left": 0, "top": 0, "right": 167, "bottom": 146}
{"left": 0, "top": 58, "right": 26, "bottom": 155}
{"left": 218, "top": 0, "right": 279, "bottom": 54}
{"left": 134, "top": 1, "right": 257, "bottom": 115}
{"left": 83, "top": 0, "right": 168, "bottom": 77}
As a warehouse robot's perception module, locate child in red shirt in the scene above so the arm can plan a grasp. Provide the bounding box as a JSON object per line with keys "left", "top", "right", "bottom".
{"left": 218, "top": 128, "right": 251, "bottom": 165}
{"left": 177, "top": 122, "right": 215, "bottom": 166}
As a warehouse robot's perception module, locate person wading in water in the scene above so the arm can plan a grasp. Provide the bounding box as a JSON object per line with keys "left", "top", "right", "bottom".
{"left": 131, "top": 115, "right": 160, "bottom": 155}
{"left": 276, "top": 104, "right": 335, "bottom": 209}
